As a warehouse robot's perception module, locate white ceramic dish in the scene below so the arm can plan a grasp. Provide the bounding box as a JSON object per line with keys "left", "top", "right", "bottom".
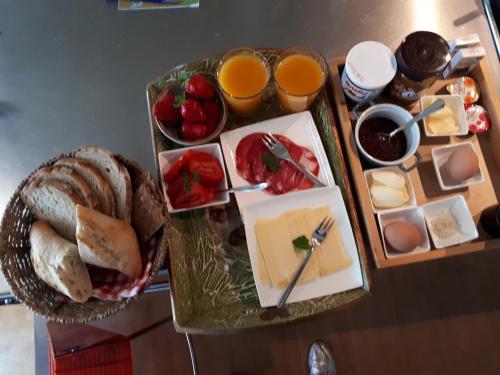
{"left": 420, "top": 95, "right": 468, "bottom": 137}
{"left": 354, "top": 103, "right": 421, "bottom": 172}
{"left": 219, "top": 111, "right": 335, "bottom": 214}
{"left": 377, "top": 206, "right": 430, "bottom": 259}
{"left": 422, "top": 195, "right": 478, "bottom": 249}
{"left": 431, "top": 141, "right": 484, "bottom": 191}
{"left": 363, "top": 166, "right": 417, "bottom": 213}
{"left": 158, "top": 143, "right": 230, "bottom": 214}
{"left": 242, "top": 186, "right": 363, "bottom": 307}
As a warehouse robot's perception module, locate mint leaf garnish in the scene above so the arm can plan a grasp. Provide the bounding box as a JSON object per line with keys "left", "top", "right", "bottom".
{"left": 292, "top": 235, "right": 310, "bottom": 251}
{"left": 261, "top": 152, "right": 280, "bottom": 172}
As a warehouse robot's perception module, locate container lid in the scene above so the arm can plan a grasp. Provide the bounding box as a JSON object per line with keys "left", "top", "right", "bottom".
{"left": 345, "top": 41, "right": 397, "bottom": 90}
{"left": 397, "top": 31, "right": 451, "bottom": 81}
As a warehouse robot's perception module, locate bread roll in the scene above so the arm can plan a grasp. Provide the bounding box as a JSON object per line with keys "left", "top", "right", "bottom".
{"left": 30, "top": 221, "right": 92, "bottom": 303}
{"left": 76, "top": 204, "right": 141, "bottom": 278}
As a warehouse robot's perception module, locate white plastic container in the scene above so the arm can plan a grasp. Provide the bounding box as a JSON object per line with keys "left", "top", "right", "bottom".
{"left": 341, "top": 41, "right": 397, "bottom": 102}
{"left": 363, "top": 166, "right": 417, "bottom": 214}
{"left": 431, "top": 141, "right": 484, "bottom": 191}
{"left": 420, "top": 95, "right": 468, "bottom": 137}
{"left": 377, "top": 206, "right": 430, "bottom": 259}
{"left": 422, "top": 195, "right": 478, "bottom": 248}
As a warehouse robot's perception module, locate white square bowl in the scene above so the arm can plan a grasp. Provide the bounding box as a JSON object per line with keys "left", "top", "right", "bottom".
{"left": 363, "top": 166, "right": 417, "bottom": 213}
{"left": 431, "top": 141, "right": 484, "bottom": 191}
{"left": 377, "top": 206, "right": 430, "bottom": 258}
{"left": 420, "top": 95, "right": 468, "bottom": 137}
{"left": 422, "top": 195, "right": 478, "bottom": 249}
{"left": 158, "top": 143, "right": 230, "bottom": 214}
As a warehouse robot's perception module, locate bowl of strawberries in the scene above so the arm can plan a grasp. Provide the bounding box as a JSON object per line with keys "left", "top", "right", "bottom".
{"left": 153, "top": 74, "right": 228, "bottom": 146}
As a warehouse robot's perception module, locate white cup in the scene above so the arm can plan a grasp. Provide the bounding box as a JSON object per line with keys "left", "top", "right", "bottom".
{"left": 354, "top": 103, "right": 422, "bottom": 172}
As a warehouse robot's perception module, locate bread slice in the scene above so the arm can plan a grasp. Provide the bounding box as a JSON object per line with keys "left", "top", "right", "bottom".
{"left": 55, "top": 158, "right": 116, "bottom": 217}
{"left": 74, "top": 147, "right": 132, "bottom": 223}
{"left": 31, "top": 165, "right": 101, "bottom": 211}
{"left": 76, "top": 205, "right": 141, "bottom": 278}
{"left": 21, "top": 180, "right": 83, "bottom": 242}
{"left": 133, "top": 183, "right": 165, "bottom": 244}
{"left": 30, "top": 220, "right": 92, "bottom": 303}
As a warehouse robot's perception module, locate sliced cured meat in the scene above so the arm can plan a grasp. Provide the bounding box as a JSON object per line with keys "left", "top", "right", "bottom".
{"left": 235, "top": 132, "right": 320, "bottom": 194}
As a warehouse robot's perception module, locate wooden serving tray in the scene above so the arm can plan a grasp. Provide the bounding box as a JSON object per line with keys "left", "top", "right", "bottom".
{"left": 329, "top": 57, "right": 500, "bottom": 268}
{"left": 146, "top": 50, "right": 371, "bottom": 333}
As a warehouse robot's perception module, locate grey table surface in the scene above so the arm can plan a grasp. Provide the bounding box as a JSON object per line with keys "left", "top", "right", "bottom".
{"left": 0, "top": 0, "right": 499, "bottom": 374}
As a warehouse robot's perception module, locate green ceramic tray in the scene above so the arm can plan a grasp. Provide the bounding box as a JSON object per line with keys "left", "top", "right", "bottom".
{"left": 146, "top": 49, "right": 371, "bottom": 334}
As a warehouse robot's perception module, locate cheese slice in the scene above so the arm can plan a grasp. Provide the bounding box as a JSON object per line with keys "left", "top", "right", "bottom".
{"left": 255, "top": 218, "right": 297, "bottom": 289}
{"left": 306, "top": 206, "right": 352, "bottom": 276}
{"left": 254, "top": 205, "right": 352, "bottom": 289}
{"left": 256, "top": 241, "right": 271, "bottom": 285}
{"left": 282, "top": 209, "right": 319, "bottom": 283}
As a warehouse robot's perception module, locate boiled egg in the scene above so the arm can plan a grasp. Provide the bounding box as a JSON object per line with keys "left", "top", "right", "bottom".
{"left": 443, "top": 147, "right": 479, "bottom": 183}
{"left": 384, "top": 221, "right": 422, "bottom": 253}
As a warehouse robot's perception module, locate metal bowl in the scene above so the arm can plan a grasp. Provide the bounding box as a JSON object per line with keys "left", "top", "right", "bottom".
{"left": 154, "top": 78, "right": 228, "bottom": 146}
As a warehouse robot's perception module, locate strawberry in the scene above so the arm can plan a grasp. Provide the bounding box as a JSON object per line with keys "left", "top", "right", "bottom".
{"left": 179, "top": 120, "right": 207, "bottom": 141}
{"left": 181, "top": 98, "right": 207, "bottom": 122}
{"left": 185, "top": 75, "right": 214, "bottom": 99}
{"left": 153, "top": 91, "right": 181, "bottom": 123}
{"left": 206, "top": 120, "right": 218, "bottom": 135}
{"left": 202, "top": 100, "right": 220, "bottom": 122}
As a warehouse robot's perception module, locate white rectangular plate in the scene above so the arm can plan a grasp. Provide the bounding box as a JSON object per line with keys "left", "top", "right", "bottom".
{"left": 242, "top": 186, "right": 363, "bottom": 307}
{"left": 219, "top": 111, "right": 335, "bottom": 214}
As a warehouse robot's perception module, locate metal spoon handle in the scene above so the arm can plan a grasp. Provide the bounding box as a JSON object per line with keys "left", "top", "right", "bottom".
{"left": 389, "top": 98, "right": 445, "bottom": 138}
{"left": 220, "top": 182, "right": 269, "bottom": 194}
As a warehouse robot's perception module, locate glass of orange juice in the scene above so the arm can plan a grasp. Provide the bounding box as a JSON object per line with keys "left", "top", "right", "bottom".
{"left": 216, "top": 48, "right": 270, "bottom": 117}
{"left": 274, "top": 46, "right": 328, "bottom": 113}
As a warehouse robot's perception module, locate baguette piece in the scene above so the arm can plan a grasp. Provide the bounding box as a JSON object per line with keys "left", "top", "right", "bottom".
{"left": 55, "top": 158, "right": 117, "bottom": 217}
{"left": 76, "top": 204, "right": 141, "bottom": 278}
{"left": 31, "top": 165, "right": 101, "bottom": 211}
{"left": 74, "top": 147, "right": 132, "bottom": 223}
{"left": 21, "top": 179, "right": 84, "bottom": 242}
{"left": 30, "top": 221, "right": 92, "bottom": 303}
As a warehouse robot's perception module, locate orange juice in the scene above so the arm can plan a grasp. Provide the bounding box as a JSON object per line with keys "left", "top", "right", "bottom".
{"left": 274, "top": 49, "right": 326, "bottom": 113}
{"left": 217, "top": 49, "right": 270, "bottom": 116}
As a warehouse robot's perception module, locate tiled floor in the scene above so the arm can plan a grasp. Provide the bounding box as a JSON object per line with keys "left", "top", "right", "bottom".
{"left": 0, "top": 304, "right": 35, "bottom": 375}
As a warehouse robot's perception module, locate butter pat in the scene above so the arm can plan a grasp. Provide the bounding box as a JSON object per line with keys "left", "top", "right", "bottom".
{"left": 372, "top": 170, "right": 406, "bottom": 190}
{"left": 369, "top": 170, "right": 410, "bottom": 209}
{"left": 427, "top": 105, "right": 459, "bottom": 135}
{"left": 370, "top": 185, "right": 409, "bottom": 208}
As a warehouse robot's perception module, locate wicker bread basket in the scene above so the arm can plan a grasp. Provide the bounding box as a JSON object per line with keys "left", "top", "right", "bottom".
{"left": 0, "top": 151, "right": 168, "bottom": 323}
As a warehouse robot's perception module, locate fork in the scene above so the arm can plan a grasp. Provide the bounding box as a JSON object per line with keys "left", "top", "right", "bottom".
{"left": 277, "top": 216, "right": 335, "bottom": 308}
{"left": 261, "top": 133, "right": 326, "bottom": 187}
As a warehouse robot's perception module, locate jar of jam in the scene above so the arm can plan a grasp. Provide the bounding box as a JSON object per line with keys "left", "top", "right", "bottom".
{"left": 389, "top": 31, "right": 451, "bottom": 102}
{"left": 480, "top": 204, "right": 500, "bottom": 238}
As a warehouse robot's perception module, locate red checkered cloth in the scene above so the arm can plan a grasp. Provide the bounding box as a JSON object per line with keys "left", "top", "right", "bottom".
{"left": 89, "top": 236, "right": 158, "bottom": 301}
{"left": 53, "top": 236, "right": 159, "bottom": 303}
